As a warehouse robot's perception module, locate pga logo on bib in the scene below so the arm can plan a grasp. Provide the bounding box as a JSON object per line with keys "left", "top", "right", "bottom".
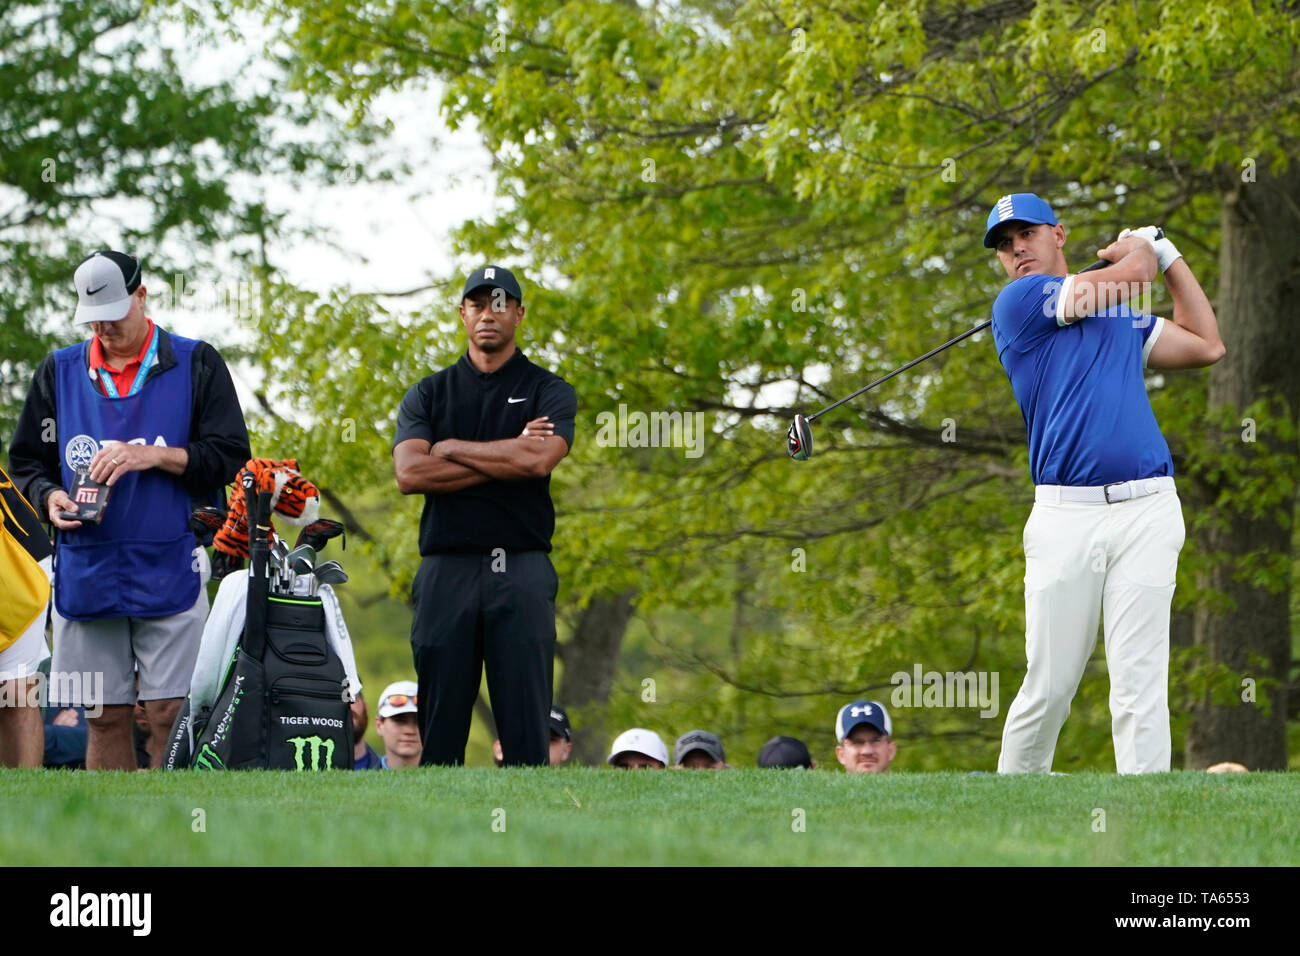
{"left": 63, "top": 434, "right": 170, "bottom": 470}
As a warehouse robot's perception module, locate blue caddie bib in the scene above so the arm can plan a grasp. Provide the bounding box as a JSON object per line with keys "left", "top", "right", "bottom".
{"left": 52, "top": 333, "right": 200, "bottom": 619}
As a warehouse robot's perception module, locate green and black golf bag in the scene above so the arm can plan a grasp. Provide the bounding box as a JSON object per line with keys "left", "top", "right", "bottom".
{"left": 165, "top": 472, "right": 352, "bottom": 770}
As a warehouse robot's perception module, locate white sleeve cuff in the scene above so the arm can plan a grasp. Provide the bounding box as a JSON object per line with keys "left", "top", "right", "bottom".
{"left": 1055, "top": 274, "right": 1076, "bottom": 326}
{"left": 1142, "top": 316, "right": 1165, "bottom": 368}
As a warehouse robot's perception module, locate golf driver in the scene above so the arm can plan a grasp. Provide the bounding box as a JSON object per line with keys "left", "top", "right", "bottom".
{"left": 295, "top": 518, "right": 345, "bottom": 554}
{"left": 787, "top": 257, "right": 1117, "bottom": 460}
{"left": 189, "top": 505, "right": 227, "bottom": 538}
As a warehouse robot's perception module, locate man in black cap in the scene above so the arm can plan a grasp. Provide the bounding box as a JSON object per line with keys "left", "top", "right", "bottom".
{"left": 546, "top": 704, "right": 573, "bottom": 765}
{"left": 758, "top": 735, "right": 817, "bottom": 769}
{"left": 492, "top": 703, "right": 573, "bottom": 766}
{"left": 393, "top": 266, "right": 576, "bottom": 767}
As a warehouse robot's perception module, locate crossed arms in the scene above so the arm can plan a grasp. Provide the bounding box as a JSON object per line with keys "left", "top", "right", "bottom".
{"left": 394, "top": 417, "right": 570, "bottom": 495}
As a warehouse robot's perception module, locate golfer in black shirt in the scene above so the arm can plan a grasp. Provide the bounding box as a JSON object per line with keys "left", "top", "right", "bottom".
{"left": 393, "top": 266, "right": 576, "bottom": 766}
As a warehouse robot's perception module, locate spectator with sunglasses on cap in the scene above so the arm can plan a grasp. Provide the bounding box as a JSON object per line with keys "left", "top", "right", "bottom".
{"left": 375, "top": 681, "right": 422, "bottom": 769}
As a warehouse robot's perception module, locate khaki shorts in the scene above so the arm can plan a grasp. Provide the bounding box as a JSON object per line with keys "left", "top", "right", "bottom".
{"left": 50, "top": 588, "right": 209, "bottom": 707}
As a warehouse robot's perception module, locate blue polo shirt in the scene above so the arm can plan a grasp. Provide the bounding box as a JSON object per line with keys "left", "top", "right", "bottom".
{"left": 991, "top": 274, "right": 1173, "bottom": 487}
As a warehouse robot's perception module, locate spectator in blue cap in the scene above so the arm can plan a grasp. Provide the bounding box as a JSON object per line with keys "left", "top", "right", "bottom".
{"left": 835, "top": 699, "right": 896, "bottom": 773}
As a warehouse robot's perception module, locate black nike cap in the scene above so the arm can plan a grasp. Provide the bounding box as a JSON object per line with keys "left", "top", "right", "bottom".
{"left": 461, "top": 265, "right": 523, "bottom": 305}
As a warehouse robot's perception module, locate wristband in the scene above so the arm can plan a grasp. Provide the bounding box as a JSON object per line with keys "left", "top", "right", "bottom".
{"left": 1151, "top": 235, "right": 1182, "bottom": 272}
{"left": 1119, "top": 225, "right": 1182, "bottom": 273}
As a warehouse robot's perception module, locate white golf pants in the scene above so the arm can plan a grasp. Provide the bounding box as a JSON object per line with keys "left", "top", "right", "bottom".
{"left": 998, "top": 488, "right": 1185, "bottom": 774}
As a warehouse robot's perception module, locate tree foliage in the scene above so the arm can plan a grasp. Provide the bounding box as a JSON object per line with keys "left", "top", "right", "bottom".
{"left": 0, "top": 0, "right": 367, "bottom": 433}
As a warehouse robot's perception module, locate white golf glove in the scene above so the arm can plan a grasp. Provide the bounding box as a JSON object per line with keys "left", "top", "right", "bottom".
{"left": 1118, "top": 225, "right": 1182, "bottom": 273}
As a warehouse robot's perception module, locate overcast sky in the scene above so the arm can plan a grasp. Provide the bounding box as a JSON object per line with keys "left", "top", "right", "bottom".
{"left": 144, "top": 18, "right": 497, "bottom": 406}
{"left": 108, "top": 14, "right": 797, "bottom": 420}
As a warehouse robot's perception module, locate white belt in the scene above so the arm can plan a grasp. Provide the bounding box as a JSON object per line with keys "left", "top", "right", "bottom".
{"left": 1035, "top": 476, "right": 1175, "bottom": 504}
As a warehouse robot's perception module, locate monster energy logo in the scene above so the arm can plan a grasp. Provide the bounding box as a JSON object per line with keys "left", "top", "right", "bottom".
{"left": 287, "top": 735, "right": 336, "bottom": 771}
{"left": 194, "top": 743, "right": 226, "bottom": 771}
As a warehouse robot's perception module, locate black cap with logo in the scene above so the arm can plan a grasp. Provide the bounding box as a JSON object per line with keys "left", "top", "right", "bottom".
{"left": 461, "top": 265, "right": 523, "bottom": 304}
{"left": 548, "top": 704, "right": 571, "bottom": 740}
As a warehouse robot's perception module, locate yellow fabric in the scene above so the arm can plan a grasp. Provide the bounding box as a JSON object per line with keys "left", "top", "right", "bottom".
{"left": 0, "top": 474, "right": 49, "bottom": 650}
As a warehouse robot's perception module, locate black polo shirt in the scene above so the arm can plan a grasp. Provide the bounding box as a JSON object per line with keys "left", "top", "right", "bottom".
{"left": 394, "top": 349, "right": 577, "bottom": 555}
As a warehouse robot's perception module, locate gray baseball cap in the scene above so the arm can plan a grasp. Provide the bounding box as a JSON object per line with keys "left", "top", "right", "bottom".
{"left": 673, "top": 729, "right": 726, "bottom": 765}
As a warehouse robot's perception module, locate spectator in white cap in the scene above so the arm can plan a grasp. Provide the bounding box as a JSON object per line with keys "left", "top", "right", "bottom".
{"left": 834, "top": 699, "right": 896, "bottom": 773}
{"left": 673, "top": 729, "right": 731, "bottom": 769}
{"left": 375, "top": 681, "right": 422, "bottom": 769}
{"left": 607, "top": 728, "right": 668, "bottom": 770}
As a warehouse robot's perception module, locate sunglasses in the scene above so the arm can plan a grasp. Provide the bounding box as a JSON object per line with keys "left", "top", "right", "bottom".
{"left": 382, "top": 694, "right": 417, "bottom": 709}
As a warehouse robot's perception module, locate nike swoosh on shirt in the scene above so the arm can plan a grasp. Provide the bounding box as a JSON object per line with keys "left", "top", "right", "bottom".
{"left": 86, "top": 284, "right": 108, "bottom": 296}
{"left": 507, "top": 397, "right": 528, "bottom": 403}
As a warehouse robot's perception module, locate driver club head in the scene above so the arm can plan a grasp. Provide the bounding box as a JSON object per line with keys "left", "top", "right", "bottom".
{"left": 296, "top": 518, "right": 345, "bottom": 553}
{"left": 787, "top": 414, "right": 812, "bottom": 461}
{"left": 189, "top": 505, "right": 227, "bottom": 536}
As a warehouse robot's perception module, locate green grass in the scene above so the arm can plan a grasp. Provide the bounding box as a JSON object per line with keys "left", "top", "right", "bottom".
{"left": 1, "top": 769, "right": 1295, "bottom": 866}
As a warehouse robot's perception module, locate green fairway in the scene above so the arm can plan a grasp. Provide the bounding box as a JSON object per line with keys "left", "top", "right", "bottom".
{"left": 1, "top": 769, "right": 1295, "bottom": 866}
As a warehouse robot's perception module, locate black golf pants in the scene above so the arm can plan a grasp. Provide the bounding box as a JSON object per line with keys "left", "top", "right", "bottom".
{"left": 410, "top": 551, "right": 557, "bottom": 766}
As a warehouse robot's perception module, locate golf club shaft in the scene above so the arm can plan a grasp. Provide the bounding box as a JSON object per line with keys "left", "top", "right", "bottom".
{"left": 807, "top": 321, "right": 990, "bottom": 424}
{"left": 806, "top": 259, "right": 1110, "bottom": 425}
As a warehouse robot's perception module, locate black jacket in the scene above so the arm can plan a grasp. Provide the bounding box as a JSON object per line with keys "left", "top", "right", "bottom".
{"left": 7, "top": 326, "right": 251, "bottom": 517}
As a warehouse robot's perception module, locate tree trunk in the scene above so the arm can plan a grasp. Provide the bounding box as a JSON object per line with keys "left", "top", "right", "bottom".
{"left": 560, "top": 590, "right": 638, "bottom": 765}
{"left": 1186, "top": 162, "right": 1300, "bottom": 770}
{"left": 729, "top": 559, "right": 754, "bottom": 733}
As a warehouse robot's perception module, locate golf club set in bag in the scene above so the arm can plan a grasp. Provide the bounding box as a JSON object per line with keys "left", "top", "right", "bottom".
{"left": 165, "top": 463, "right": 359, "bottom": 771}
{"left": 787, "top": 255, "right": 1120, "bottom": 460}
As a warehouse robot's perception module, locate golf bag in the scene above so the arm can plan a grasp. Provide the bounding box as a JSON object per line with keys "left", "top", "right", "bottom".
{"left": 164, "top": 470, "right": 354, "bottom": 771}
